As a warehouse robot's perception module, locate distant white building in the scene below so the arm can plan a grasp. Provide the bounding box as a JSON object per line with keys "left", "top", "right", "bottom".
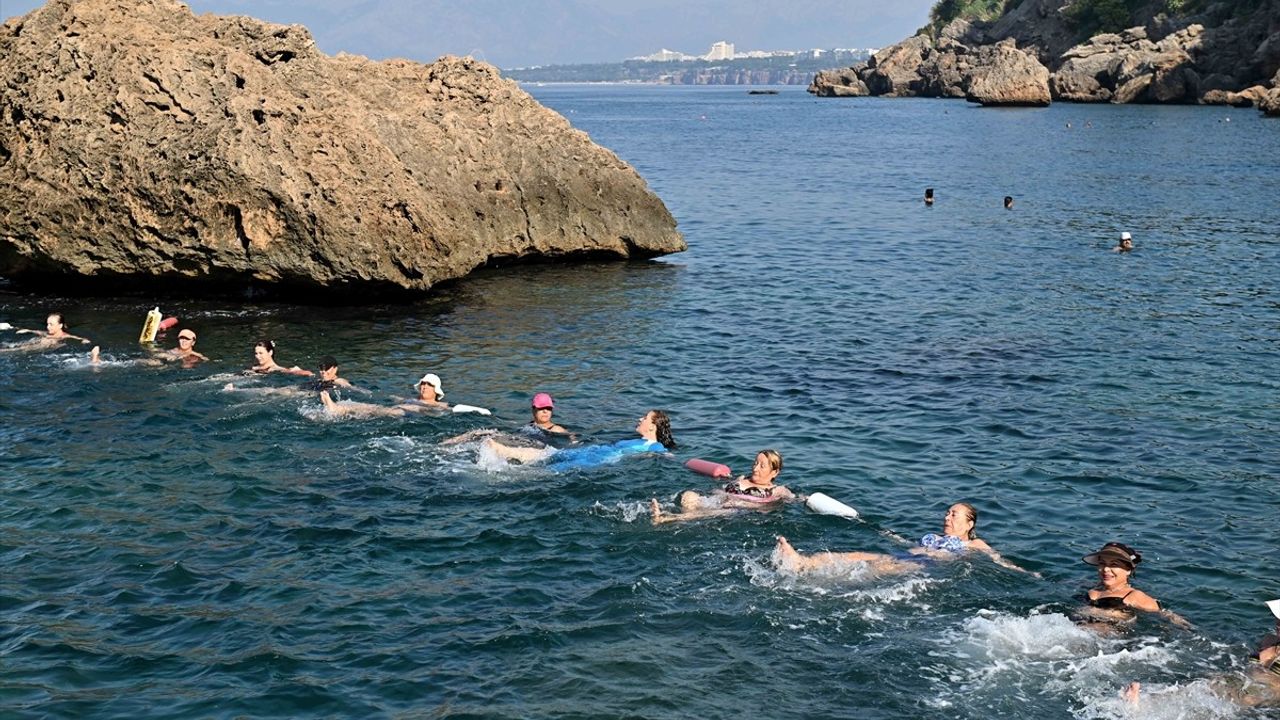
{"left": 632, "top": 48, "right": 696, "bottom": 62}
{"left": 705, "top": 41, "right": 735, "bottom": 61}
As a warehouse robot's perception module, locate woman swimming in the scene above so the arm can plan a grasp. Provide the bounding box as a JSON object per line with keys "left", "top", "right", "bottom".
{"left": 2, "top": 313, "right": 91, "bottom": 352}
{"left": 1074, "top": 542, "right": 1188, "bottom": 631}
{"left": 651, "top": 449, "right": 795, "bottom": 524}
{"left": 249, "top": 340, "right": 312, "bottom": 376}
{"left": 773, "top": 502, "right": 1035, "bottom": 575}
{"left": 479, "top": 409, "right": 673, "bottom": 469}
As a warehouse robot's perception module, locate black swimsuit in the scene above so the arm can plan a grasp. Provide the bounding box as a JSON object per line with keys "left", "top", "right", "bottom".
{"left": 1088, "top": 590, "right": 1134, "bottom": 610}
{"left": 722, "top": 481, "right": 775, "bottom": 500}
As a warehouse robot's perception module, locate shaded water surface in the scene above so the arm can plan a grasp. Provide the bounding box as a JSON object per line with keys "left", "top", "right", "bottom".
{"left": 2, "top": 87, "right": 1279, "bottom": 719}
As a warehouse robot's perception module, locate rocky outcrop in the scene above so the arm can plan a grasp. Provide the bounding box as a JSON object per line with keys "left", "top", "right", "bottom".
{"left": 808, "top": 26, "right": 1050, "bottom": 106}
{"left": 809, "top": 68, "right": 869, "bottom": 96}
{"left": 1261, "top": 69, "right": 1280, "bottom": 116}
{"left": 1051, "top": 25, "right": 1201, "bottom": 104}
{"left": 0, "top": 0, "right": 685, "bottom": 297}
{"left": 965, "top": 39, "right": 1052, "bottom": 106}
{"left": 811, "top": 0, "right": 1280, "bottom": 117}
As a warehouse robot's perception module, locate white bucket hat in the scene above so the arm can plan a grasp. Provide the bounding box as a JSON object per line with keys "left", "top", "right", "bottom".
{"left": 1120, "top": 231, "right": 1132, "bottom": 241}
{"left": 1267, "top": 599, "right": 1280, "bottom": 621}
{"left": 415, "top": 373, "right": 444, "bottom": 397}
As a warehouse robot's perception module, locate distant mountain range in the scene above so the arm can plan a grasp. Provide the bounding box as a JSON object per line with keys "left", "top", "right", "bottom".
{"left": 504, "top": 50, "right": 873, "bottom": 85}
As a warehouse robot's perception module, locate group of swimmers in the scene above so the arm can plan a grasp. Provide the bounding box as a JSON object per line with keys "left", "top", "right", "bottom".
{"left": 3, "top": 310, "right": 1274, "bottom": 708}
{"left": 921, "top": 188, "right": 1136, "bottom": 252}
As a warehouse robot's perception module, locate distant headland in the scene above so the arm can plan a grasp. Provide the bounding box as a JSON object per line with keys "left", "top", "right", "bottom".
{"left": 504, "top": 42, "right": 872, "bottom": 85}
{"left": 810, "top": 0, "right": 1280, "bottom": 115}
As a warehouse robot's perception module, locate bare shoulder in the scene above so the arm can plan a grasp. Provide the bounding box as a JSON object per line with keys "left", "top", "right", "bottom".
{"left": 1127, "top": 589, "right": 1162, "bottom": 611}
{"left": 967, "top": 538, "right": 994, "bottom": 552}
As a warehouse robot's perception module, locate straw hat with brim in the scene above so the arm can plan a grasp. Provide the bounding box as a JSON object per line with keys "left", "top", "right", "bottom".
{"left": 1082, "top": 545, "right": 1139, "bottom": 570}
{"left": 1267, "top": 599, "right": 1280, "bottom": 621}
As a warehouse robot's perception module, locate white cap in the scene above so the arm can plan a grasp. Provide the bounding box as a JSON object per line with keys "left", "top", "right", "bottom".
{"left": 1120, "top": 232, "right": 1132, "bottom": 241}
{"left": 1267, "top": 599, "right": 1280, "bottom": 621}
{"left": 415, "top": 373, "right": 444, "bottom": 397}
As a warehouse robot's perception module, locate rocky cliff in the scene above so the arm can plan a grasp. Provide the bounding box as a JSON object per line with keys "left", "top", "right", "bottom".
{"left": 0, "top": 0, "right": 685, "bottom": 298}
{"left": 811, "top": 0, "right": 1280, "bottom": 116}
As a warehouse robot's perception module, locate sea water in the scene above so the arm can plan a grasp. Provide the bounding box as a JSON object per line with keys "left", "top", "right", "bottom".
{"left": 1, "top": 86, "right": 1278, "bottom": 719}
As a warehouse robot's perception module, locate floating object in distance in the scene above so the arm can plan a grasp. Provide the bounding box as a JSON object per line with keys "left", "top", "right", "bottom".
{"left": 139, "top": 307, "right": 162, "bottom": 343}
{"left": 451, "top": 404, "right": 492, "bottom": 415}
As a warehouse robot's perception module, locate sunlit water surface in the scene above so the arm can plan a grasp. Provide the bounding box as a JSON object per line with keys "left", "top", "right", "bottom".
{"left": 2, "top": 86, "right": 1278, "bottom": 719}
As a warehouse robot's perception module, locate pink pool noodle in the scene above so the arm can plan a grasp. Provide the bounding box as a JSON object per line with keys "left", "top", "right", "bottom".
{"left": 685, "top": 458, "right": 731, "bottom": 478}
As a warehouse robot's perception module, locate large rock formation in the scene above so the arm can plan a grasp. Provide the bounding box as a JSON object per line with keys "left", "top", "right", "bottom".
{"left": 810, "top": 0, "right": 1280, "bottom": 117}
{"left": 809, "top": 26, "right": 1050, "bottom": 107}
{"left": 0, "top": 0, "right": 685, "bottom": 297}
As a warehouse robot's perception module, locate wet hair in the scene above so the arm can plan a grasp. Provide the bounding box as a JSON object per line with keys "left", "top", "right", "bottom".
{"left": 319, "top": 355, "right": 338, "bottom": 371}
{"left": 757, "top": 449, "right": 783, "bottom": 474}
{"left": 47, "top": 312, "right": 65, "bottom": 327}
{"left": 1003, "top": 196, "right": 1013, "bottom": 208}
{"left": 650, "top": 409, "right": 675, "bottom": 449}
{"left": 955, "top": 502, "right": 979, "bottom": 540}
{"left": 255, "top": 339, "right": 276, "bottom": 354}
{"left": 924, "top": 188, "right": 934, "bottom": 200}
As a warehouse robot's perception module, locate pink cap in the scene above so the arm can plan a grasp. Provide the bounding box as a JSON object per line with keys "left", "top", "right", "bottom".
{"left": 531, "top": 392, "right": 554, "bottom": 409}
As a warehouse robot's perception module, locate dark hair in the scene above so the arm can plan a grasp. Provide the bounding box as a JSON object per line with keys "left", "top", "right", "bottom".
{"left": 256, "top": 339, "right": 276, "bottom": 353}
{"left": 956, "top": 502, "right": 979, "bottom": 540}
{"left": 1103, "top": 542, "right": 1142, "bottom": 569}
{"left": 1003, "top": 196, "right": 1013, "bottom": 207}
{"left": 650, "top": 409, "right": 675, "bottom": 449}
{"left": 319, "top": 355, "right": 338, "bottom": 371}
{"left": 925, "top": 188, "right": 934, "bottom": 199}
{"left": 48, "top": 312, "right": 65, "bottom": 326}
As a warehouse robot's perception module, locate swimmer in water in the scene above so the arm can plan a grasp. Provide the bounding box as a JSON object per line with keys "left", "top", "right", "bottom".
{"left": 249, "top": 340, "right": 312, "bottom": 376}
{"left": 528, "top": 392, "right": 569, "bottom": 435}
{"left": 1124, "top": 599, "right": 1280, "bottom": 708}
{"left": 1114, "top": 231, "right": 1134, "bottom": 252}
{"left": 319, "top": 372, "right": 468, "bottom": 419}
{"left": 2, "top": 313, "right": 91, "bottom": 352}
{"left": 480, "top": 409, "right": 673, "bottom": 468}
{"left": 146, "top": 327, "right": 209, "bottom": 367}
{"left": 1004, "top": 195, "right": 1014, "bottom": 210}
{"left": 651, "top": 449, "right": 795, "bottom": 524}
{"left": 1073, "top": 542, "right": 1188, "bottom": 632}
{"left": 774, "top": 502, "right": 1036, "bottom": 575}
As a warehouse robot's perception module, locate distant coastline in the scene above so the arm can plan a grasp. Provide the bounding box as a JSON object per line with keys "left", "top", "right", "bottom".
{"left": 503, "top": 50, "right": 870, "bottom": 86}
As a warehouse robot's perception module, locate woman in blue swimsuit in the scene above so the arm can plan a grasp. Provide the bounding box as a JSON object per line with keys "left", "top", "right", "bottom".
{"left": 774, "top": 502, "right": 1035, "bottom": 575}
{"left": 480, "top": 409, "right": 674, "bottom": 469}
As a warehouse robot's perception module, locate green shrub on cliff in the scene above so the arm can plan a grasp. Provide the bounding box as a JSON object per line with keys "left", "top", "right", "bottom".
{"left": 926, "top": 0, "right": 1024, "bottom": 33}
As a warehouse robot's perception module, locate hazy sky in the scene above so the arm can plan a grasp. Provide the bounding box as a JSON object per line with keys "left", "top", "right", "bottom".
{"left": 3, "top": 0, "right": 934, "bottom": 67}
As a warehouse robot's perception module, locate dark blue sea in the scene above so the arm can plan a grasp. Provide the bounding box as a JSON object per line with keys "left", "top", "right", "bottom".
{"left": 2, "top": 85, "right": 1279, "bottom": 719}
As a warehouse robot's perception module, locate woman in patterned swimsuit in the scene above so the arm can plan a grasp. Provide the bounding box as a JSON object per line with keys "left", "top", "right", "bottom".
{"left": 774, "top": 502, "right": 1035, "bottom": 575}
{"left": 651, "top": 449, "right": 794, "bottom": 524}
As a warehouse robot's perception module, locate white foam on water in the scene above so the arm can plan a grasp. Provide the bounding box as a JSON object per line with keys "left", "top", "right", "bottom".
{"left": 588, "top": 500, "right": 651, "bottom": 523}
{"left": 1076, "top": 679, "right": 1241, "bottom": 720}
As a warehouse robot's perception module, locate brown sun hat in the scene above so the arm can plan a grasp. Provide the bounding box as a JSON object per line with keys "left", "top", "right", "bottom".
{"left": 1082, "top": 542, "right": 1141, "bottom": 571}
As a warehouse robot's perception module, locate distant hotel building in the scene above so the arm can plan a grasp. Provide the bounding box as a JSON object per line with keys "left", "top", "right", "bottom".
{"left": 629, "top": 41, "right": 875, "bottom": 64}
{"left": 705, "top": 41, "right": 734, "bottom": 61}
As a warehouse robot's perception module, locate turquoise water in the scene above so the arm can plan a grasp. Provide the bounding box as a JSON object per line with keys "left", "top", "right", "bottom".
{"left": 2, "top": 86, "right": 1279, "bottom": 719}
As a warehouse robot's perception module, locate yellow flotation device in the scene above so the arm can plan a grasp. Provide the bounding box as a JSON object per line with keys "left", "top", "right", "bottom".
{"left": 139, "top": 307, "right": 162, "bottom": 343}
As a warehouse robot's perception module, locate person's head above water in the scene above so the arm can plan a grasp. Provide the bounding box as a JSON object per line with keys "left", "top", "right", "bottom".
{"left": 531, "top": 392, "right": 554, "bottom": 410}
{"left": 415, "top": 373, "right": 444, "bottom": 399}
{"left": 1004, "top": 196, "right": 1014, "bottom": 209}
{"left": 254, "top": 340, "right": 275, "bottom": 362}
{"left": 751, "top": 449, "right": 783, "bottom": 484}
{"left": 924, "top": 187, "right": 934, "bottom": 205}
{"left": 636, "top": 409, "right": 675, "bottom": 449}
{"left": 46, "top": 312, "right": 67, "bottom": 335}
{"left": 177, "top": 329, "right": 197, "bottom": 347}
{"left": 318, "top": 355, "right": 338, "bottom": 379}
{"left": 1084, "top": 542, "right": 1141, "bottom": 587}
{"left": 942, "top": 502, "right": 979, "bottom": 540}
{"left": 1118, "top": 231, "right": 1134, "bottom": 251}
